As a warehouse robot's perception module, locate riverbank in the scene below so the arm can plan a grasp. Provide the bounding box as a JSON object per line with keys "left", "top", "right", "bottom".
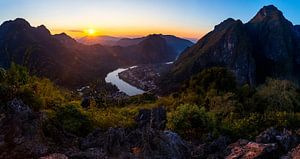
{"left": 118, "top": 63, "right": 173, "bottom": 93}
{"left": 105, "top": 66, "right": 145, "bottom": 96}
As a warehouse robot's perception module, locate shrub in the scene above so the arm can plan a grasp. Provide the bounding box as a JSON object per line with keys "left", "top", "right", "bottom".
{"left": 87, "top": 106, "right": 138, "bottom": 129}
{"left": 54, "top": 102, "right": 93, "bottom": 136}
{"left": 17, "top": 87, "right": 44, "bottom": 111}
{"left": 186, "top": 67, "right": 237, "bottom": 95}
{"left": 6, "top": 63, "right": 30, "bottom": 86}
{"left": 168, "top": 104, "right": 210, "bottom": 139}
{"left": 251, "top": 79, "right": 300, "bottom": 112}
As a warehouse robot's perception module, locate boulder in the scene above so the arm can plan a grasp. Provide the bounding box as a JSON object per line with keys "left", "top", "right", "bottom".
{"left": 0, "top": 98, "right": 49, "bottom": 159}
{"left": 39, "top": 153, "right": 68, "bottom": 159}
{"left": 291, "top": 144, "right": 300, "bottom": 158}
{"left": 226, "top": 141, "right": 279, "bottom": 159}
{"left": 281, "top": 144, "right": 300, "bottom": 159}
{"left": 256, "top": 127, "right": 299, "bottom": 152}
{"left": 135, "top": 106, "right": 167, "bottom": 130}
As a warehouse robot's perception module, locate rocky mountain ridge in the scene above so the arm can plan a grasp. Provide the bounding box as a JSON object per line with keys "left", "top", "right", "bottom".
{"left": 166, "top": 5, "right": 300, "bottom": 91}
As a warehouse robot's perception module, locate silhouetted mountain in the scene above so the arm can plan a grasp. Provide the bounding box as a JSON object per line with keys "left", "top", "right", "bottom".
{"left": 295, "top": 25, "right": 300, "bottom": 37}
{"left": 53, "top": 33, "right": 78, "bottom": 46}
{"left": 115, "top": 34, "right": 194, "bottom": 57}
{"left": 120, "top": 34, "right": 176, "bottom": 63}
{"left": 246, "top": 5, "right": 300, "bottom": 83}
{"left": 0, "top": 18, "right": 120, "bottom": 88}
{"left": 164, "top": 5, "right": 300, "bottom": 92}
{"left": 77, "top": 35, "right": 121, "bottom": 46}
{"left": 115, "top": 37, "right": 144, "bottom": 46}
{"left": 170, "top": 18, "right": 255, "bottom": 88}
{"left": 0, "top": 18, "right": 188, "bottom": 88}
{"left": 78, "top": 34, "right": 194, "bottom": 57}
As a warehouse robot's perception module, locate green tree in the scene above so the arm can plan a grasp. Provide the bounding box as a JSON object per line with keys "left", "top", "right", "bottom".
{"left": 251, "top": 79, "right": 300, "bottom": 112}
{"left": 168, "top": 104, "right": 210, "bottom": 139}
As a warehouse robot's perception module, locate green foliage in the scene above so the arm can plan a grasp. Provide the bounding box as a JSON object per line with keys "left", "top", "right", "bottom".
{"left": 0, "top": 68, "right": 6, "bottom": 82}
{"left": 87, "top": 106, "right": 138, "bottom": 129}
{"left": 54, "top": 102, "right": 93, "bottom": 136}
{"left": 251, "top": 79, "right": 300, "bottom": 112}
{"left": 205, "top": 92, "right": 241, "bottom": 116}
{"left": 168, "top": 104, "right": 210, "bottom": 139}
{"left": 186, "top": 67, "right": 237, "bottom": 95}
{"left": 17, "top": 87, "right": 44, "bottom": 111}
{"left": 220, "top": 112, "right": 300, "bottom": 139}
{"left": 6, "top": 63, "right": 30, "bottom": 86}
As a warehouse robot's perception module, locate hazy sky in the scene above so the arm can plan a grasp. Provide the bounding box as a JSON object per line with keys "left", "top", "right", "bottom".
{"left": 0, "top": 0, "right": 300, "bottom": 39}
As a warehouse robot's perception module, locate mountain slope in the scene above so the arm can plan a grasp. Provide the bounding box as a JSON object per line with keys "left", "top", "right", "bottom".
{"left": 171, "top": 18, "right": 255, "bottom": 86}
{"left": 246, "top": 5, "right": 300, "bottom": 83}
{"left": 165, "top": 5, "right": 300, "bottom": 92}
{"left": 115, "top": 34, "right": 194, "bottom": 57}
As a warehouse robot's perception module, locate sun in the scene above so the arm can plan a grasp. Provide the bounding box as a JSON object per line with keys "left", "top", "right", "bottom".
{"left": 85, "top": 28, "right": 97, "bottom": 36}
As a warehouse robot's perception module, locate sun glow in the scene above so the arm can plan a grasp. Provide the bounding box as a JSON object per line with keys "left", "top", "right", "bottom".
{"left": 85, "top": 28, "right": 97, "bottom": 36}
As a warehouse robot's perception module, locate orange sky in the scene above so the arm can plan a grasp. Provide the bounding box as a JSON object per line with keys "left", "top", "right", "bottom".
{"left": 49, "top": 26, "right": 208, "bottom": 40}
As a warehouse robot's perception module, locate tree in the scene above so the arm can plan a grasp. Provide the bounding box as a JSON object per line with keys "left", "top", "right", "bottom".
{"left": 251, "top": 79, "right": 300, "bottom": 112}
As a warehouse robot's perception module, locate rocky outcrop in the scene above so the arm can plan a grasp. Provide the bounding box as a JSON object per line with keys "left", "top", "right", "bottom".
{"left": 39, "top": 153, "right": 68, "bottom": 159}
{"left": 224, "top": 128, "right": 300, "bottom": 159}
{"left": 288, "top": 144, "right": 300, "bottom": 158}
{"left": 226, "top": 140, "right": 279, "bottom": 159}
{"left": 0, "top": 99, "right": 49, "bottom": 159}
{"left": 0, "top": 100, "right": 190, "bottom": 159}
{"left": 191, "top": 135, "right": 231, "bottom": 158}
{"left": 75, "top": 106, "right": 190, "bottom": 159}
{"left": 256, "top": 127, "right": 299, "bottom": 152}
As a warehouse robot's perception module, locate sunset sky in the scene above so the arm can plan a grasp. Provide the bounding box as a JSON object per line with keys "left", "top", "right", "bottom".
{"left": 1, "top": 0, "right": 300, "bottom": 39}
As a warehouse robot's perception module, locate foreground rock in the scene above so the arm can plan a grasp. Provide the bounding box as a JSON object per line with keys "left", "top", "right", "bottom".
{"left": 0, "top": 101, "right": 189, "bottom": 159}
{"left": 256, "top": 127, "right": 299, "bottom": 152}
{"left": 76, "top": 106, "right": 190, "bottom": 159}
{"left": 0, "top": 99, "right": 49, "bottom": 159}
{"left": 226, "top": 140, "right": 279, "bottom": 159}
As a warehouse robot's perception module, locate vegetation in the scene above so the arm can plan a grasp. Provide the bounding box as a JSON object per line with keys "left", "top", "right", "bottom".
{"left": 1, "top": 64, "right": 300, "bottom": 141}
{"left": 163, "top": 67, "right": 300, "bottom": 140}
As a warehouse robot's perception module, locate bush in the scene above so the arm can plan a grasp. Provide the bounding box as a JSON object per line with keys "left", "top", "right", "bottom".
{"left": 87, "top": 106, "right": 138, "bottom": 129}
{"left": 251, "top": 79, "right": 300, "bottom": 112}
{"left": 6, "top": 63, "right": 30, "bottom": 86}
{"left": 168, "top": 104, "right": 210, "bottom": 139}
{"left": 186, "top": 67, "right": 237, "bottom": 95}
{"left": 17, "top": 87, "right": 44, "bottom": 111}
{"left": 220, "top": 112, "right": 300, "bottom": 139}
{"left": 54, "top": 102, "right": 93, "bottom": 136}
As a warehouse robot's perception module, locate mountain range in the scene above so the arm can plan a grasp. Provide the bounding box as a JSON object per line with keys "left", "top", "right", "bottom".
{"left": 0, "top": 19, "right": 193, "bottom": 88}
{"left": 78, "top": 34, "right": 194, "bottom": 57}
{"left": 163, "top": 5, "right": 300, "bottom": 91}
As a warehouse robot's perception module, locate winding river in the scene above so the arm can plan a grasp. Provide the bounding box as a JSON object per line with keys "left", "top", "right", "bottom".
{"left": 105, "top": 66, "right": 145, "bottom": 96}
{"left": 105, "top": 62, "right": 174, "bottom": 96}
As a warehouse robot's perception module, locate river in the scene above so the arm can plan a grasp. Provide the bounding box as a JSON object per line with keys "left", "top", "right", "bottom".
{"left": 105, "top": 66, "right": 145, "bottom": 96}
{"left": 105, "top": 62, "right": 174, "bottom": 96}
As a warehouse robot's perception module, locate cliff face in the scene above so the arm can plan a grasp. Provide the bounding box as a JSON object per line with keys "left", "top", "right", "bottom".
{"left": 173, "top": 18, "right": 256, "bottom": 85}
{"left": 168, "top": 5, "right": 300, "bottom": 90}
{"left": 246, "top": 5, "right": 300, "bottom": 83}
